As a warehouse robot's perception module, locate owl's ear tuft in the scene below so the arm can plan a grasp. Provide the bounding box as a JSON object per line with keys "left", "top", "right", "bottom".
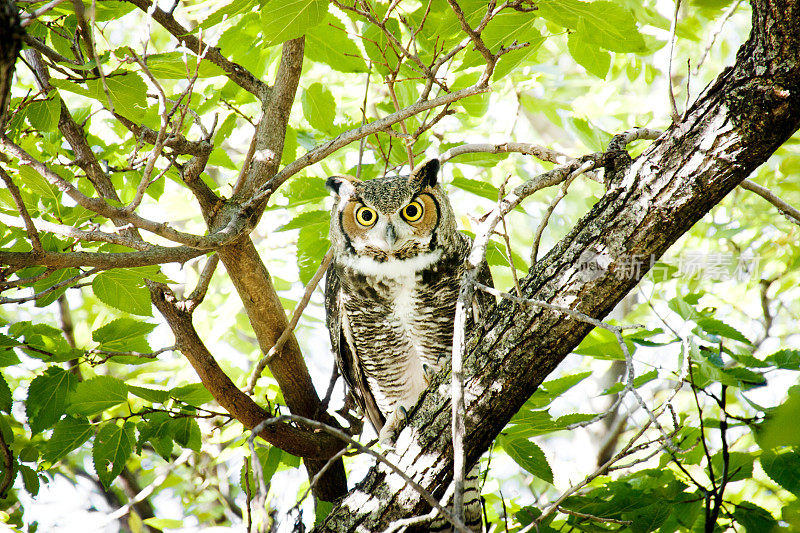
{"left": 326, "top": 175, "right": 357, "bottom": 198}
{"left": 411, "top": 158, "right": 440, "bottom": 189}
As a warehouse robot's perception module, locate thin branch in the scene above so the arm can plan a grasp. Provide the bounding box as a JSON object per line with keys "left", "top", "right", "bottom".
{"left": 72, "top": 0, "right": 113, "bottom": 112}
{"left": 249, "top": 414, "right": 472, "bottom": 533}
{"left": 441, "top": 141, "right": 575, "bottom": 167}
{"left": 87, "top": 346, "right": 175, "bottom": 365}
{"left": 0, "top": 423, "right": 12, "bottom": 498}
{"left": 530, "top": 159, "right": 593, "bottom": 264}
{"left": 0, "top": 213, "right": 152, "bottom": 251}
{"left": 185, "top": 254, "right": 219, "bottom": 311}
{"left": 0, "top": 246, "right": 205, "bottom": 270}
{"left": 556, "top": 506, "right": 633, "bottom": 526}
{"left": 0, "top": 166, "right": 42, "bottom": 252}
{"left": 247, "top": 83, "right": 491, "bottom": 209}
{"left": 667, "top": 0, "right": 682, "bottom": 123}
{"left": 0, "top": 267, "right": 99, "bottom": 304}
{"left": 739, "top": 179, "right": 800, "bottom": 225}
{"left": 125, "top": 0, "right": 271, "bottom": 99}
{"left": 525, "top": 418, "right": 655, "bottom": 531}
{"left": 246, "top": 248, "right": 334, "bottom": 394}
{"left": 2, "top": 136, "right": 244, "bottom": 248}
{"left": 20, "top": 0, "right": 69, "bottom": 27}
{"left": 473, "top": 283, "right": 643, "bottom": 332}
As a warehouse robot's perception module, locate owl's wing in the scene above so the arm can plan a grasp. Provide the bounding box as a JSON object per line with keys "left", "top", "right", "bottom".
{"left": 324, "top": 264, "right": 386, "bottom": 433}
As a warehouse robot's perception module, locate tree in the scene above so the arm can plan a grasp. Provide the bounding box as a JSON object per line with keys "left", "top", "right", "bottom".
{"left": 1, "top": 0, "right": 799, "bottom": 531}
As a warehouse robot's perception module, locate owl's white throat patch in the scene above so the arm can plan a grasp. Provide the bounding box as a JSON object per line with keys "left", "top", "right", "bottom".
{"left": 340, "top": 249, "right": 443, "bottom": 279}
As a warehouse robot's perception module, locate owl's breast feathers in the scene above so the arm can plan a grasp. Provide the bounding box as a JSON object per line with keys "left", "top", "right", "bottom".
{"left": 325, "top": 233, "right": 474, "bottom": 432}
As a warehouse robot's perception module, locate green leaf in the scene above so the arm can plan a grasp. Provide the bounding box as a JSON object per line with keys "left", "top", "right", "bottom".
{"left": 573, "top": 327, "right": 632, "bottom": 360}
{"left": 711, "top": 451, "right": 753, "bottom": 483}
{"left": 170, "top": 383, "right": 214, "bottom": 406}
{"left": 537, "top": 0, "right": 646, "bottom": 53}
{"left": 280, "top": 176, "right": 329, "bottom": 207}
{"left": 0, "top": 373, "right": 10, "bottom": 413}
{"left": 315, "top": 500, "right": 334, "bottom": 524}
{"left": 170, "top": 417, "right": 201, "bottom": 452}
{"left": 568, "top": 21, "right": 611, "bottom": 78}
{"left": 20, "top": 464, "right": 40, "bottom": 496}
{"left": 44, "top": 416, "right": 94, "bottom": 463}
{"left": 92, "top": 270, "right": 152, "bottom": 316}
{"left": 129, "top": 385, "right": 170, "bottom": 403}
{"left": 765, "top": 349, "right": 800, "bottom": 370}
{"left": 302, "top": 82, "right": 336, "bottom": 132}
{"left": 92, "top": 318, "right": 157, "bottom": 353}
{"left": 26, "top": 367, "right": 78, "bottom": 433}
{"left": 362, "top": 21, "right": 401, "bottom": 75}
{"left": 201, "top": 0, "right": 258, "bottom": 29}
{"left": 733, "top": 502, "right": 779, "bottom": 532}
{"left": 137, "top": 412, "right": 174, "bottom": 460}
{"left": 143, "top": 518, "right": 183, "bottom": 529}
{"left": 93, "top": 421, "right": 135, "bottom": 489}
{"left": 85, "top": 71, "right": 148, "bottom": 121}
{"left": 760, "top": 449, "right": 800, "bottom": 496}
{"left": 277, "top": 210, "right": 329, "bottom": 231}
{"left": 261, "top": 0, "right": 328, "bottom": 47}
{"left": 450, "top": 176, "right": 497, "bottom": 201}
{"left": 142, "top": 52, "right": 225, "bottom": 79}
{"left": 601, "top": 369, "right": 658, "bottom": 396}
{"left": 297, "top": 224, "right": 330, "bottom": 284}
{"left": 501, "top": 435, "right": 553, "bottom": 483}
{"left": 696, "top": 317, "right": 752, "bottom": 344}
{"left": 67, "top": 376, "right": 129, "bottom": 417}
{"left": 306, "top": 15, "right": 368, "bottom": 73}
{"left": 26, "top": 96, "right": 61, "bottom": 131}
{"left": 32, "top": 267, "right": 81, "bottom": 307}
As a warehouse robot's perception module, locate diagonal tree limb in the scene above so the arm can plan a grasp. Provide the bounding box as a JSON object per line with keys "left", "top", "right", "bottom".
{"left": 125, "top": 0, "right": 271, "bottom": 100}
{"left": 147, "top": 281, "right": 346, "bottom": 460}
{"left": 315, "top": 0, "right": 800, "bottom": 527}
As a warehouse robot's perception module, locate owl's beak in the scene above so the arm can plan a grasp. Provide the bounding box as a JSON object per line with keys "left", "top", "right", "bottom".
{"left": 385, "top": 223, "right": 397, "bottom": 247}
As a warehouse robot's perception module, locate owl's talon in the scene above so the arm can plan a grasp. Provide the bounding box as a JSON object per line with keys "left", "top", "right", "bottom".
{"left": 379, "top": 405, "right": 410, "bottom": 445}
{"left": 422, "top": 363, "right": 435, "bottom": 384}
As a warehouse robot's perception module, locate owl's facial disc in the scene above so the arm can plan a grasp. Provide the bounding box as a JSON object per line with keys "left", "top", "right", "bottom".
{"left": 340, "top": 193, "right": 439, "bottom": 261}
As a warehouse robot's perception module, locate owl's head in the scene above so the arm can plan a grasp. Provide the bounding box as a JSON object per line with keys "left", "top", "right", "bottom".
{"left": 326, "top": 159, "right": 458, "bottom": 274}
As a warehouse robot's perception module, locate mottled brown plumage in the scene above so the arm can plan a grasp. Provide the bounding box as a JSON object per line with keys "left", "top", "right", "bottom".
{"left": 324, "top": 159, "right": 490, "bottom": 531}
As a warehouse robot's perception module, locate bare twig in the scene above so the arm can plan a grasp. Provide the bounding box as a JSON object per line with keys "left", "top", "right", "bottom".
{"left": 524, "top": 419, "right": 655, "bottom": 531}
{"left": 20, "top": 0, "right": 69, "bottom": 28}
{"left": 0, "top": 166, "right": 42, "bottom": 252}
{"left": 0, "top": 213, "right": 152, "bottom": 251}
{"left": 249, "top": 414, "right": 472, "bottom": 533}
{"left": 530, "top": 159, "right": 593, "bottom": 264}
{"left": 247, "top": 83, "right": 491, "bottom": 209}
{"left": 667, "top": 0, "right": 682, "bottom": 123}
{"left": 185, "top": 254, "right": 219, "bottom": 311}
{"left": 0, "top": 427, "right": 13, "bottom": 498}
{"left": 740, "top": 179, "right": 800, "bottom": 225}
{"left": 557, "top": 506, "right": 633, "bottom": 526}
{"left": 246, "top": 248, "right": 334, "bottom": 394}
{"left": 0, "top": 267, "right": 100, "bottom": 304}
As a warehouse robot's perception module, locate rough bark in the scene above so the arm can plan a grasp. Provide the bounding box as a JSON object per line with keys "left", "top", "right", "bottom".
{"left": 316, "top": 0, "right": 800, "bottom": 529}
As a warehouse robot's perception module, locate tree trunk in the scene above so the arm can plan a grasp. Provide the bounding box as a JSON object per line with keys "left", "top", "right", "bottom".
{"left": 316, "top": 0, "right": 800, "bottom": 529}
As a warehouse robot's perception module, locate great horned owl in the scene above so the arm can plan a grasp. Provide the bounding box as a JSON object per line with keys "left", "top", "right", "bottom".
{"left": 324, "top": 158, "right": 490, "bottom": 531}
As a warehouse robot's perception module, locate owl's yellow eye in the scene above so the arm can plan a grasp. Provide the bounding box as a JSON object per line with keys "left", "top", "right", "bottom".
{"left": 401, "top": 200, "right": 424, "bottom": 222}
{"left": 355, "top": 206, "right": 378, "bottom": 226}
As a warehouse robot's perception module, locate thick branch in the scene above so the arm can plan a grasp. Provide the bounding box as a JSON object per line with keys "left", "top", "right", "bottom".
{"left": 147, "top": 282, "right": 345, "bottom": 460}
{"left": 0, "top": 246, "right": 204, "bottom": 269}
{"left": 234, "top": 38, "right": 304, "bottom": 201}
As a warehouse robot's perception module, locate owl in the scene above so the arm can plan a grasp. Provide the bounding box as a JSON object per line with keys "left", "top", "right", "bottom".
{"left": 324, "top": 158, "right": 490, "bottom": 531}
